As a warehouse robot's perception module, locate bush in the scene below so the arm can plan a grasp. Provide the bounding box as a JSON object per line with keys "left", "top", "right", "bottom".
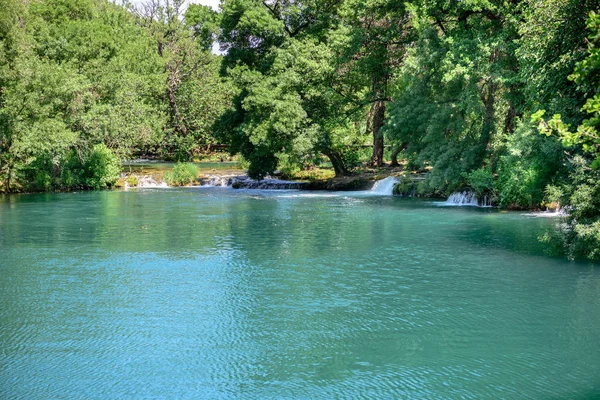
{"left": 60, "top": 144, "right": 121, "bottom": 190}
{"left": 84, "top": 144, "right": 121, "bottom": 189}
{"left": 465, "top": 167, "right": 495, "bottom": 197}
{"left": 60, "top": 150, "right": 85, "bottom": 188}
{"left": 496, "top": 121, "right": 565, "bottom": 208}
{"left": 164, "top": 162, "right": 199, "bottom": 186}
{"left": 571, "top": 220, "right": 600, "bottom": 260}
{"left": 23, "top": 153, "right": 55, "bottom": 191}
{"left": 542, "top": 156, "right": 600, "bottom": 260}
{"left": 126, "top": 175, "right": 139, "bottom": 187}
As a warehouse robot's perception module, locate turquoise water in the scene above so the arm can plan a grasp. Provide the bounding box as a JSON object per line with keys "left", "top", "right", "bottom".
{"left": 1, "top": 188, "right": 599, "bottom": 399}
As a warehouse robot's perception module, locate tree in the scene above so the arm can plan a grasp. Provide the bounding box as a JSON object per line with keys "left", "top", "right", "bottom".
{"left": 216, "top": 0, "right": 366, "bottom": 178}
{"left": 333, "top": 0, "right": 413, "bottom": 166}
{"left": 534, "top": 12, "right": 600, "bottom": 259}
{"left": 132, "top": 0, "right": 231, "bottom": 161}
{"left": 383, "top": 0, "right": 523, "bottom": 192}
{"left": 186, "top": 3, "right": 220, "bottom": 51}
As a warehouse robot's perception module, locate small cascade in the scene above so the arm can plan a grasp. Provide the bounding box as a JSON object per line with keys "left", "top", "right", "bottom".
{"left": 480, "top": 194, "right": 492, "bottom": 207}
{"left": 370, "top": 177, "right": 398, "bottom": 195}
{"left": 232, "top": 177, "right": 307, "bottom": 190}
{"left": 137, "top": 176, "right": 168, "bottom": 188}
{"left": 445, "top": 191, "right": 479, "bottom": 206}
{"left": 198, "top": 175, "right": 307, "bottom": 189}
{"left": 524, "top": 207, "right": 567, "bottom": 218}
{"left": 444, "top": 191, "right": 493, "bottom": 207}
{"left": 201, "top": 176, "right": 233, "bottom": 187}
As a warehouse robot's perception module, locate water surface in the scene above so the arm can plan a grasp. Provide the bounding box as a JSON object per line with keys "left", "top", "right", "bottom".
{"left": 1, "top": 188, "right": 599, "bottom": 399}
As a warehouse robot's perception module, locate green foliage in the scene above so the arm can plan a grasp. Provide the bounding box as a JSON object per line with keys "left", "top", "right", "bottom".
{"left": 60, "top": 144, "right": 120, "bottom": 190}
{"left": 186, "top": 4, "right": 220, "bottom": 51}
{"left": 126, "top": 175, "right": 139, "bottom": 187}
{"left": 557, "top": 157, "right": 600, "bottom": 260}
{"left": 529, "top": 12, "right": 600, "bottom": 259}
{"left": 537, "top": 11, "right": 600, "bottom": 169}
{"left": 518, "top": 0, "right": 595, "bottom": 125}
{"left": 393, "top": 176, "right": 417, "bottom": 197}
{"left": 216, "top": 0, "right": 371, "bottom": 178}
{"left": 385, "top": 0, "right": 521, "bottom": 193}
{"left": 465, "top": 167, "right": 495, "bottom": 197}
{"left": 84, "top": 143, "right": 121, "bottom": 189}
{"left": 496, "top": 121, "right": 565, "bottom": 208}
{"left": 0, "top": 0, "right": 231, "bottom": 192}
{"left": 164, "top": 162, "right": 199, "bottom": 186}
{"left": 26, "top": 153, "right": 55, "bottom": 192}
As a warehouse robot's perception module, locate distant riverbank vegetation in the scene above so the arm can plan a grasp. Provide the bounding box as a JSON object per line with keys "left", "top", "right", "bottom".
{"left": 0, "top": 0, "right": 234, "bottom": 192}
{"left": 1, "top": 0, "right": 599, "bottom": 259}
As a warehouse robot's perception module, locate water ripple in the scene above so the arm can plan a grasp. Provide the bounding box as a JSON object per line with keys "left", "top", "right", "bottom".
{"left": 1, "top": 190, "right": 600, "bottom": 399}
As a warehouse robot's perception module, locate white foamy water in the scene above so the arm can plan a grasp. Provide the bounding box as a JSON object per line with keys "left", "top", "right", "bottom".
{"left": 445, "top": 191, "right": 478, "bottom": 206}
{"left": 136, "top": 177, "right": 168, "bottom": 188}
{"left": 370, "top": 177, "right": 398, "bottom": 195}
{"left": 201, "top": 177, "right": 232, "bottom": 187}
{"left": 522, "top": 209, "right": 567, "bottom": 218}
{"left": 440, "top": 191, "right": 492, "bottom": 207}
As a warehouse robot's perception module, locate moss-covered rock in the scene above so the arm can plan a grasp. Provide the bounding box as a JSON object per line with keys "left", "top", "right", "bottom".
{"left": 393, "top": 176, "right": 418, "bottom": 196}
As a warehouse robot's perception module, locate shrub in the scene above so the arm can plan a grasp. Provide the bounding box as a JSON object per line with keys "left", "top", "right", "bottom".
{"left": 496, "top": 121, "right": 565, "bottom": 208}
{"left": 465, "top": 167, "right": 495, "bottom": 197}
{"left": 60, "top": 144, "right": 120, "bottom": 190}
{"left": 23, "top": 153, "right": 55, "bottom": 191}
{"left": 60, "top": 150, "right": 85, "bottom": 188}
{"left": 164, "top": 162, "right": 198, "bottom": 186}
{"left": 126, "top": 175, "right": 139, "bottom": 187}
{"left": 84, "top": 144, "right": 121, "bottom": 189}
{"left": 545, "top": 156, "right": 600, "bottom": 260}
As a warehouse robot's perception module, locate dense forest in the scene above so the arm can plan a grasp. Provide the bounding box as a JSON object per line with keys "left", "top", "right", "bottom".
{"left": 1, "top": 0, "right": 599, "bottom": 259}
{"left": 0, "top": 0, "right": 233, "bottom": 191}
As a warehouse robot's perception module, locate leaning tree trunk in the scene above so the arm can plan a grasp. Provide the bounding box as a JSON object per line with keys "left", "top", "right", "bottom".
{"left": 322, "top": 148, "right": 348, "bottom": 177}
{"left": 390, "top": 142, "right": 407, "bottom": 167}
{"left": 370, "top": 100, "right": 386, "bottom": 167}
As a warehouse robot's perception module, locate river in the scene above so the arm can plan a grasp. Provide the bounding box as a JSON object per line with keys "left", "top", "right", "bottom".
{"left": 1, "top": 187, "right": 599, "bottom": 399}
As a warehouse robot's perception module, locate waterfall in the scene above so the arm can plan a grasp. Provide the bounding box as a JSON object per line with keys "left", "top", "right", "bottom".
{"left": 233, "top": 178, "right": 307, "bottom": 190}
{"left": 445, "top": 191, "right": 479, "bottom": 206}
{"left": 444, "top": 191, "right": 492, "bottom": 207}
{"left": 200, "top": 175, "right": 307, "bottom": 189}
{"left": 370, "top": 177, "right": 397, "bottom": 195}
{"left": 480, "top": 195, "right": 491, "bottom": 207}
{"left": 201, "top": 177, "right": 232, "bottom": 187}
{"left": 137, "top": 176, "right": 168, "bottom": 188}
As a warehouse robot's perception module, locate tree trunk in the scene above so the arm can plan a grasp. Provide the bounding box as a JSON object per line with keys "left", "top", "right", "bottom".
{"left": 477, "top": 80, "right": 497, "bottom": 164}
{"left": 167, "top": 83, "right": 188, "bottom": 137}
{"left": 503, "top": 99, "right": 517, "bottom": 134}
{"left": 390, "top": 142, "right": 407, "bottom": 167}
{"left": 370, "top": 100, "right": 386, "bottom": 167}
{"left": 322, "top": 148, "right": 348, "bottom": 177}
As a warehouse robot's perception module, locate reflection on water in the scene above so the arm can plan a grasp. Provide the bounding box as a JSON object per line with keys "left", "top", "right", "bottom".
{"left": 1, "top": 188, "right": 599, "bottom": 399}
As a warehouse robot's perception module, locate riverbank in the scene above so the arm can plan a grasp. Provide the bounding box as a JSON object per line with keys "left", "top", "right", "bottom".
{"left": 117, "top": 163, "right": 414, "bottom": 192}
{"left": 2, "top": 160, "right": 556, "bottom": 212}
